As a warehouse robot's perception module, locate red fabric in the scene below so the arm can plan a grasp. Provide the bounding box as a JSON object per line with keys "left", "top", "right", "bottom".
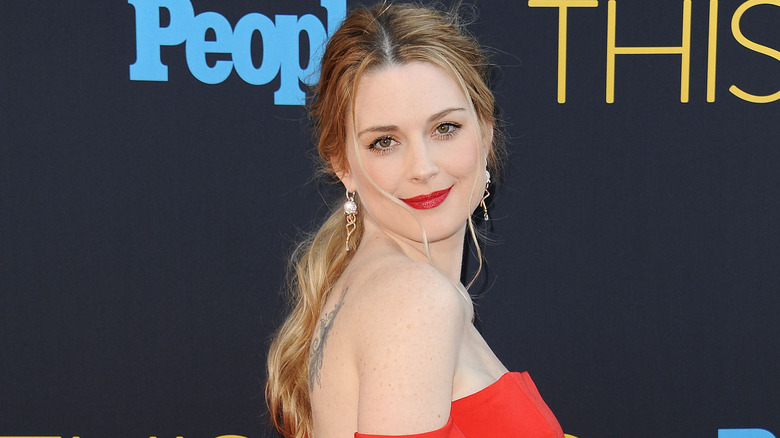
{"left": 451, "top": 372, "right": 564, "bottom": 438}
{"left": 354, "top": 372, "right": 564, "bottom": 438}
{"left": 355, "top": 417, "right": 465, "bottom": 438}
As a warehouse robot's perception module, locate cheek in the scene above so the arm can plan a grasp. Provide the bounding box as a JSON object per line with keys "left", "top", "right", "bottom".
{"left": 354, "top": 158, "right": 403, "bottom": 194}
{"left": 346, "top": 140, "right": 391, "bottom": 188}
{"left": 448, "top": 139, "right": 482, "bottom": 177}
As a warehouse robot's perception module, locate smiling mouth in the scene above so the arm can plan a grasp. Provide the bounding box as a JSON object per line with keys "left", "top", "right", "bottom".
{"left": 400, "top": 187, "right": 452, "bottom": 210}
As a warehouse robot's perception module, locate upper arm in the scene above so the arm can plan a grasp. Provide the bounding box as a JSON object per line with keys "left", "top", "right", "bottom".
{"left": 351, "top": 263, "right": 466, "bottom": 435}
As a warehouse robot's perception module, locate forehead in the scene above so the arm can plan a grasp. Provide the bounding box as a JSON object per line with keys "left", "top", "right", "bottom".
{"left": 352, "top": 62, "right": 469, "bottom": 128}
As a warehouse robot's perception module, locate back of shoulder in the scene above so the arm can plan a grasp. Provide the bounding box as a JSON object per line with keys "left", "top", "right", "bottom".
{"left": 339, "top": 257, "right": 468, "bottom": 434}
{"left": 347, "top": 256, "right": 467, "bottom": 329}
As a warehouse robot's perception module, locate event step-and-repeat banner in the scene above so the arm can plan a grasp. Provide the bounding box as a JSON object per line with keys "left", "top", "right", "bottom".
{"left": 2, "top": 1, "right": 777, "bottom": 437}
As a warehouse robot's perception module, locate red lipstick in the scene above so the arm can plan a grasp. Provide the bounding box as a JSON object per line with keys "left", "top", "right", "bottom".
{"left": 400, "top": 187, "right": 452, "bottom": 210}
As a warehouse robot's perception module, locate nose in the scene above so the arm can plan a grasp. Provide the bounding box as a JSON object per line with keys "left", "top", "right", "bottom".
{"left": 405, "top": 137, "right": 439, "bottom": 183}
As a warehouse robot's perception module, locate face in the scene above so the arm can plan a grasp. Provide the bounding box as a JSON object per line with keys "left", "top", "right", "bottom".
{"left": 338, "top": 61, "right": 491, "bottom": 247}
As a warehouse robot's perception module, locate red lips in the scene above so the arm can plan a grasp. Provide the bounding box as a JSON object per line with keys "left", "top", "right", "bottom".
{"left": 400, "top": 187, "right": 452, "bottom": 210}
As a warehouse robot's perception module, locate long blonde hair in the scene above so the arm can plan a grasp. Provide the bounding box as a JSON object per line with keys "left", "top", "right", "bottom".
{"left": 266, "top": 3, "right": 505, "bottom": 437}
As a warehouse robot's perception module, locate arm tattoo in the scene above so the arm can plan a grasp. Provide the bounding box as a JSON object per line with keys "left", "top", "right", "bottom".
{"left": 309, "top": 288, "right": 347, "bottom": 392}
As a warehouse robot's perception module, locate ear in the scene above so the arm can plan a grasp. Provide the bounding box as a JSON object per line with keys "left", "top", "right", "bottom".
{"left": 482, "top": 122, "right": 494, "bottom": 158}
{"left": 334, "top": 164, "right": 356, "bottom": 193}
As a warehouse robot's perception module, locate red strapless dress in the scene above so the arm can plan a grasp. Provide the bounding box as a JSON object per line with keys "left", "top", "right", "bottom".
{"left": 355, "top": 372, "right": 564, "bottom": 438}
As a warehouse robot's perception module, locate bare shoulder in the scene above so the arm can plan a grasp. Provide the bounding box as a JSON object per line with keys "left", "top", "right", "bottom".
{"left": 346, "top": 254, "right": 468, "bottom": 336}
{"left": 339, "top": 254, "right": 469, "bottom": 435}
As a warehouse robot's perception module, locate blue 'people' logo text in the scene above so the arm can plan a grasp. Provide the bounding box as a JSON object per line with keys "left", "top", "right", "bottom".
{"left": 128, "top": 0, "right": 346, "bottom": 105}
{"left": 720, "top": 429, "right": 776, "bottom": 438}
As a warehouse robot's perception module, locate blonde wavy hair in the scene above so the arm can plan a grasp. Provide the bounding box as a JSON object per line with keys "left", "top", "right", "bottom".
{"left": 266, "top": 3, "right": 505, "bottom": 437}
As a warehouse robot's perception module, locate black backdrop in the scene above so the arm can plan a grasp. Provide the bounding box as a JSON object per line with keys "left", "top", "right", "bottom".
{"left": 1, "top": 1, "right": 778, "bottom": 437}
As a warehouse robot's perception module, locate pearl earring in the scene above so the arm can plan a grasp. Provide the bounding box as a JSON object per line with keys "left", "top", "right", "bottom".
{"left": 344, "top": 190, "right": 358, "bottom": 251}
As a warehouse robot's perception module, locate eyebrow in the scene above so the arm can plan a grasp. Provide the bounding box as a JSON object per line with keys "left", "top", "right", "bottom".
{"left": 357, "top": 107, "right": 466, "bottom": 137}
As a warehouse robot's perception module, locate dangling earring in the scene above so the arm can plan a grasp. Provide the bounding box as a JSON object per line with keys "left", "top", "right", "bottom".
{"left": 480, "top": 169, "right": 491, "bottom": 221}
{"left": 344, "top": 190, "right": 358, "bottom": 251}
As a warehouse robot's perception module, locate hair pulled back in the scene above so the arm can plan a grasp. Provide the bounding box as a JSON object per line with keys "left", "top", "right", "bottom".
{"left": 266, "top": 3, "right": 503, "bottom": 438}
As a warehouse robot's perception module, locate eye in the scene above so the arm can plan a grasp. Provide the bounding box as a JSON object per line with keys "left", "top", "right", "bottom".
{"left": 434, "top": 122, "right": 461, "bottom": 138}
{"left": 367, "top": 136, "right": 398, "bottom": 154}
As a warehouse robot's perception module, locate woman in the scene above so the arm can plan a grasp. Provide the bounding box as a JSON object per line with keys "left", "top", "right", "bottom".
{"left": 267, "top": 3, "right": 565, "bottom": 438}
